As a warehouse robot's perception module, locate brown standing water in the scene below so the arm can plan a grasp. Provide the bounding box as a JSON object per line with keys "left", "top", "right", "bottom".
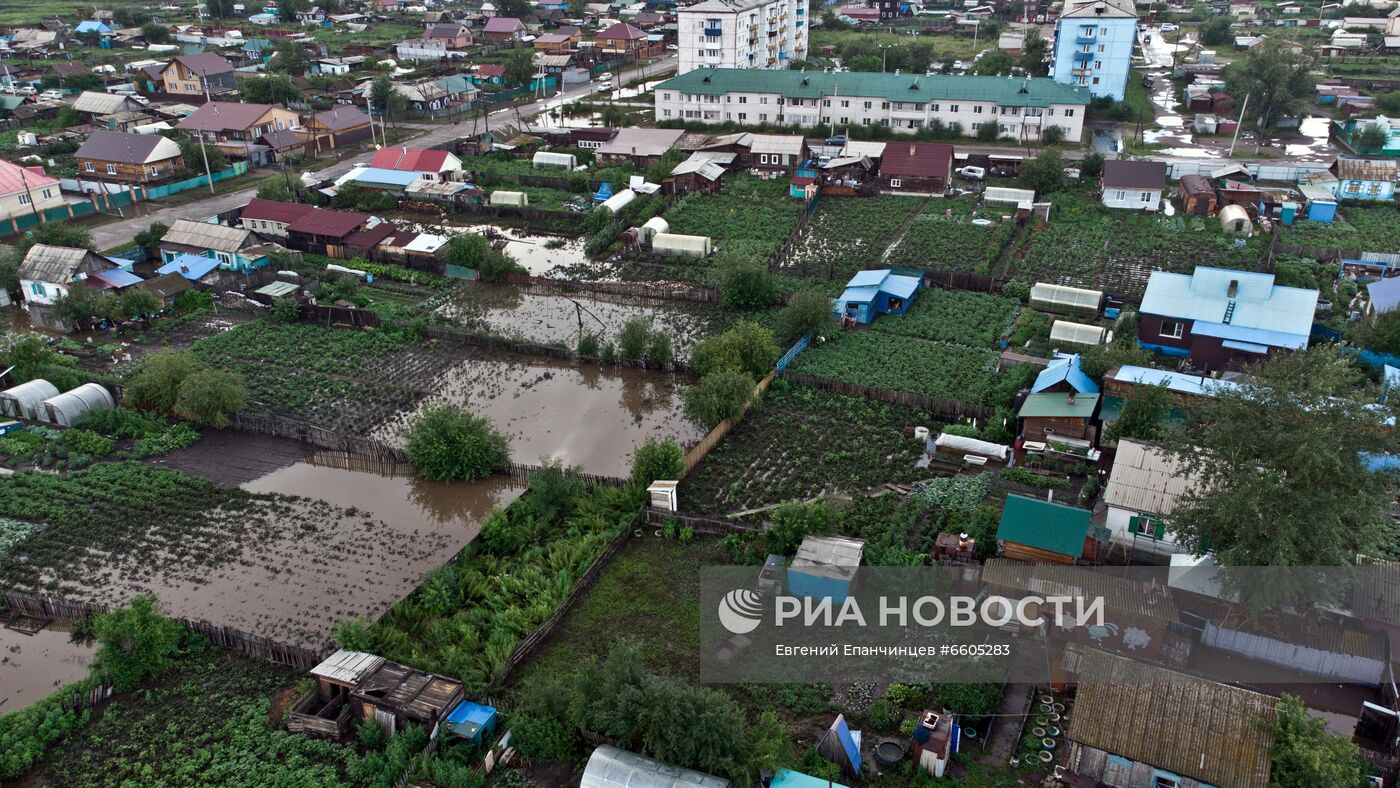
{"left": 0, "top": 624, "right": 95, "bottom": 713}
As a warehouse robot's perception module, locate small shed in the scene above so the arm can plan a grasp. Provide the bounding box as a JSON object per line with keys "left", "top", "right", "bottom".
{"left": 652, "top": 233, "right": 712, "bottom": 258}
{"left": 816, "top": 714, "right": 862, "bottom": 780}
{"left": 1050, "top": 320, "right": 1108, "bottom": 347}
{"left": 0, "top": 379, "right": 60, "bottom": 420}
{"left": 1219, "top": 204, "right": 1252, "bottom": 235}
{"left": 788, "top": 535, "right": 864, "bottom": 602}
{"left": 1017, "top": 390, "right": 1100, "bottom": 443}
{"left": 637, "top": 216, "right": 668, "bottom": 243}
{"left": 1031, "top": 354, "right": 1098, "bottom": 395}
{"left": 600, "top": 188, "right": 636, "bottom": 214}
{"left": 289, "top": 649, "right": 385, "bottom": 738}
{"left": 1029, "top": 282, "right": 1102, "bottom": 315}
{"left": 350, "top": 659, "right": 465, "bottom": 734}
{"left": 488, "top": 190, "right": 528, "bottom": 207}
{"left": 833, "top": 269, "right": 922, "bottom": 325}
{"left": 580, "top": 745, "right": 730, "bottom": 788}
{"left": 42, "top": 383, "right": 116, "bottom": 427}
{"left": 996, "top": 493, "right": 1092, "bottom": 565}
{"left": 1299, "top": 183, "right": 1337, "bottom": 223}
{"left": 442, "top": 700, "right": 497, "bottom": 745}
{"left": 532, "top": 150, "right": 577, "bottom": 170}
{"left": 1178, "top": 174, "right": 1218, "bottom": 216}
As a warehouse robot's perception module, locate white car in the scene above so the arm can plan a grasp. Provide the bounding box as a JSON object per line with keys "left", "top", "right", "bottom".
{"left": 597, "top": 79, "right": 614, "bottom": 91}
{"left": 131, "top": 95, "right": 151, "bottom": 106}
{"left": 957, "top": 165, "right": 986, "bottom": 180}
{"left": 39, "top": 89, "right": 64, "bottom": 100}
{"left": 597, "top": 71, "right": 613, "bottom": 81}
{"left": 1160, "top": 23, "right": 1177, "bottom": 32}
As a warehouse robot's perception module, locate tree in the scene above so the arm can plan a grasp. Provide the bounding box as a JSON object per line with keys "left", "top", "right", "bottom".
{"left": 91, "top": 595, "right": 192, "bottom": 691}
{"left": 115, "top": 7, "right": 151, "bottom": 26}
{"left": 567, "top": 0, "right": 587, "bottom": 16}
{"left": 631, "top": 436, "right": 684, "bottom": 486}
{"left": 1079, "top": 151, "right": 1105, "bottom": 180}
{"left": 1018, "top": 30, "right": 1050, "bottom": 77}
{"left": 256, "top": 177, "right": 294, "bottom": 202}
{"left": 133, "top": 222, "right": 168, "bottom": 258}
{"left": 271, "top": 38, "right": 310, "bottom": 75}
{"left": 1105, "top": 382, "right": 1170, "bottom": 443}
{"left": 503, "top": 47, "right": 536, "bottom": 88}
{"left": 691, "top": 321, "right": 780, "bottom": 381}
{"left": 970, "top": 50, "right": 1015, "bottom": 76}
{"left": 404, "top": 405, "right": 510, "bottom": 481}
{"left": 1200, "top": 16, "right": 1233, "bottom": 46}
{"left": 976, "top": 120, "right": 999, "bottom": 142}
{"left": 125, "top": 350, "right": 201, "bottom": 413}
{"left": 618, "top": 317, "right": 652, "bottom": 359}
{"left": 1162, "top": 346, "right": 1398, "bottom": 571}
{"left": 50, "top": 286, "right": 103, "bottom": 331}
{"left": 277, "top": 0, "right": 307, "bottom": 24}
{"left": 773, "top": 291, "right": 830, "bottom": 345}
{"left": 172, "top": 133, "right": 228, "bottom": 174}
{"left": 368, "top": 75, "right": 406, "bottom": 123}
{"left": 140, "top": 23, "right": 169, "bottom": 43}
{"left": 445, "top": 233, "right": 525, "bottom": 282}
{"left": 684, "top": 369, "right": 756, "bottom": 428}
{"left": 1223, "top": 39, "right": 1314, "bottom": 133}
{"left": 717, "top": 254, "right": 779, "bottom": 310}
{"left": 0, "top": 248, "right": 19, "bottom": 295}
{"left": 174, "top": 368, "right": 248, "bottom": 427}
{"left": 121, "top": 289, "right": 162, "bottom": 325}
{"left": 206, "top": 0, "right": 237, "bottom": 17}
{"left": 1019, "top": 148, "right": 1066, "bottom": 195}
{"left": 599, "top": 104, "right": 628, "bottom": 128}
{"left": 17, "top": 222, "right": 92, "bottom": 256}
{"left": 1079, "top": 334, "right": 1152, "bottom": 380}
{"left": 241, "top": 73, "right": 303, "bottom": 104}
{"left": 1353, "top": 122, "right": 1389, "bottom": 154}
{"left": 1042, "top": 125, "right": 1066, "bottom": 145}
{"left": 1267, "top": 695, "right": 1366, "bottom": 787}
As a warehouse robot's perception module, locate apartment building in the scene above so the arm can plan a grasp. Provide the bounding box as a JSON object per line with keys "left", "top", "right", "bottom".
{"left": 1051, "top": 0, "right": 1138, "bottom": 101}
{"left": 677, "top": 0, "right": 808, "bottom": 75}
{"left": 654, "top": 69, "right": 1089, "bottom": 142}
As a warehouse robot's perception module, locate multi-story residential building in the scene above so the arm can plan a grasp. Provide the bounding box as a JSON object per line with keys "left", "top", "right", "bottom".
{"left": 654, "top": 69, "right": 1089, "bottom": 142}
{"left": 677, "top": 0, "right": 808, "bottom": 75}
{"left": 1051, "top": 0, "right": 1137, "bottom": 101}
{"left": 155, "top": 53, "right": 237, "bottom": 98}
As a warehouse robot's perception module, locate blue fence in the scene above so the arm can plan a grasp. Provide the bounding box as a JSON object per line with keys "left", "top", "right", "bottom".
{"left": 775, "top": 332, "right": 813, "bottom": 373}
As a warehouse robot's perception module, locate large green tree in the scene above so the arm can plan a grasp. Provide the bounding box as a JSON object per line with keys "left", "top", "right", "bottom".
{"left": 1161, "top": 346, "right": 1398, "bottom": 568}
{"left": 1223, "top": 39, "right": 1315, "bottom": 133}
{"left": 503, "top": 47, "right": 536, "bottom": 88}
{"left": 241, "top": 73, "right": 303, "bottom": 104}
{"left": 404, "top": 405, "right": 510, "bottom": 481}
{"left": 1267, "top": 695, "right": 1367, "bottom": 788}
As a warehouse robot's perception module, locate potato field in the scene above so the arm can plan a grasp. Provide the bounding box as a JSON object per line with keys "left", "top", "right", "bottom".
{"left": 1279, "top": 205, "right": 1400, "bottom": 253}
{"left": 871, "top": 289, "right": 1021, "bottom": 348}
{"left": 786, "top": 332, "right": 999, "bottom": 403}
{"left": 663, "top": 176, "right": 803, "bottom": 259}
{"left": 783, "top": 195, "right": 926, "bottom": 279}
{"left": 884, "top": 200, "right": 1018, "bottom": 274}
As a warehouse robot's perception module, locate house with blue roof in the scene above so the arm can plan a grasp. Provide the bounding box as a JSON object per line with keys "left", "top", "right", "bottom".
{"left": 75, "top": 20, "right": 115, "bottom": 36}
{"left": 1031, "top": 353, "right": 1098, "bottom": 395}
{"left": 1136, "top": 267, "right": 1319, "bottom": 371}
{"left": 832, "top": 268, "right": 922, "bottom": 325}
{"left": 342, "top": 167, "right": 420, "bottom": 192}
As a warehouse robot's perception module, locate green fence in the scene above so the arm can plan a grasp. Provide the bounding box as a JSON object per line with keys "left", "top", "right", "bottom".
{"left": 143, "top": 162, "right": 249, "bottom": 200}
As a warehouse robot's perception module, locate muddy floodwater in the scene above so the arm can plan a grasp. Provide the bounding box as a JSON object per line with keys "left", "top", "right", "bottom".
{"left": 0, "top": 624, "right": 95, "bottom": 712}
{"left": 404, "top": 220, "right": 589, "bottom": 276}
{"left": 372, "top": 355, "right": 702, "bottom": 477}
{"left": 437, "top": 284, "right": 720, "bottom": 354}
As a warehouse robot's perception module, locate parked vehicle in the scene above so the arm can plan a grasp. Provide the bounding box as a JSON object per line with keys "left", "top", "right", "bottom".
{"left": 1160, "top": 23, "right": 1177, "bottom": 32}
{"left": 826, "top": 134, "right": 848, "bottom": 146}
{"left": 956, "top": 165, "right": 987, "bottom": 180}
{"left": 596, "top": 79, "right": 614, "bottom": 91}
{"left": 39, "top": 89, "right": 64, "bottom": 100}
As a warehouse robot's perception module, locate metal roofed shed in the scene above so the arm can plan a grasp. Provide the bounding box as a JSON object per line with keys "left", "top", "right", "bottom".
{"left": 1017, "top": 391, "right": 1100, "bottom": 419}
{"left": 254, "top": 280, "right": 300, "bottom": 299}
{"left": 157, "top": 254, "right": 222, "bottom": 281}
{"left": 1029, "top": 282, "right": 1102, "bottom": 314}
{"left": 995, "top": 494, "right": 1091, "bottom": 564}
{"left": 42, "top": 383, "right": 116, "bottom": 427}
{"left": 443, "top": 700, "right": 497, "bottom": 745}
{"left": 833, "top": 269, "right": 921, "bottom": 325}
{"left": 162, "top": 218, "right": 254, "bottom": 254}
{"left": 1104, "top": 439, "right": 1200, "bottom": 519}
{"left": 0, "top": 379, "right": 59, "bottom": 420}
{"left": 311, "top": 649, "right": 385, "bottom": 689}
{"left": 1031, "top": 354, "right": 1098, "bottom": 395}
{"left": 788, "top": 535, "right": 864, "bottom": 602}
{"left": 1369, "top": 277, "right": 1400, "bottom": 316}
{"left": 1050, "top": 320, "right": 1108, "bottom": 347}
{"left": 580, "top": 744, "right": 730, "bottom": 788}
{"left": 488, "top": 190, "right": 528, "bottom": 207}
{"left": 652, "top": 233, "right": 712, "bottom": 258}
{"left": 532, "top": 150, "right": 577, "bottom": 170}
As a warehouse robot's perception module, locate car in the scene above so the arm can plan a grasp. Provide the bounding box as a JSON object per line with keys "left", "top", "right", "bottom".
{"left": 956, "top": 165, "right": 986, "bottom": 180}
{"left": 39, "top": 89, "right": 64, "bottom": 100}
{"left": 12, "top": 86, "right": 36, "bottom": 95}
{"left": 131, "top": 95, "right": 151, "bottom": 106}
{"left": 597, "top": 71, "right": 613, "bottom": 81}
{"left": 825, "top": 134, "right": 848, "bottom": 146}
{"left": 666, "top": 44, "right": 678, "bottom": 51}
{"left": 1160, "top": 23, "right": 1177, "bottom": 32}
{"left": 596, "top": 80, "right": 614, "bottom": 91}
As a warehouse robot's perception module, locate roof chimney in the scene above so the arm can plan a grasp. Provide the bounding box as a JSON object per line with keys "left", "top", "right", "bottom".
{"left": 1227, "top": 279, "right": 1238, "bottom": 297}
{"left": 1066, "top": 391, "right": 1077, "bottom": 405}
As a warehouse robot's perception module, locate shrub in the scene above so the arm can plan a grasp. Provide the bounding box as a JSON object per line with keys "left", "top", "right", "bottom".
{"left": 936, "top": 683, "right": 1002, "bottom": 719}
{"left": 691, "top": 321, "right": 780, "bottom": 381}
{"left": 577, "top": 332, "right": 601, "bottom": 357}
{"left": 718, "top": 256, "right": 780, "bottom": 310}
{"left": 631, "top": 436, "right": 684, "bottom": 486}
{"left": 124, "top": 350, "right": 200, "bottom": 413}
{"left": 76, "top": 407, "right": 165, "bottom": 438}
{"left": 173, "top": 368, "right": 247, "bottom": 428}
{"left": 774, "top": 291, "right": 832, "bottom": 345}
{"left": 683, "top": 369, "right": 755, "bottom": 428}
{"left": 1000, "top": 280, "right": 1031, "bottom": 302}
{"left": 618, "top": 318, "right": 652, "bottom": 360}
{"left": 91, "top": 595, "right": 198, "bottom": 691}
{"left": 868, "top": 698, "right": 901, "bottom": 730}
{"left": 509, "top": 715, "right": 577, "bottom": 761}
{"left": 646, "top": 332, "right": 673, "bottom": 365}
{"left": 60, "top": 429, "right": 114, "bottom": 457}
{"left": 404, "top": 405, "right": 509, "bottom": 481}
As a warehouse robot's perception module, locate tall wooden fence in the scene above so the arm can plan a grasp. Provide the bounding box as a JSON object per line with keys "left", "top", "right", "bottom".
{"left": 780, "top": 371, "right": 995, "bottom": 420}
{"left": 1, "top": 590, "right": 326, "bottom": 670}
{"left": 498, "top": 271, "right": 721, "bottom": 304}
{"left": 643, "top": 508, "right": 762, "bottom": 534}
{"left": 680, "top": 371, "right": 775, "bottom": 477}
{"left": 924, "top": 270, "right": 1007, "bottom": 293}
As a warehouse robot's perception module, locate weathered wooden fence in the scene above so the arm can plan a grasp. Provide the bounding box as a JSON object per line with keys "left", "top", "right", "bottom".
{"left": 680, "top": 371, "right": 775, "bottom": 477}
{"left": 1, "top": 590, "right": 326, "bottom": 670}
{"left": 498, "top": 271, "right": 721, "bottom": 304}
{"left": 643, "top": 508, "right": 762, "bottom": 534}
{"left": 924, "top": 270, "right": 1007, "bottom": 293}
{"left": 779, "top": 371, "right": 995, "bottom": 420}
{"left": 231, "top": 412, "right": 409, "bottom": 462}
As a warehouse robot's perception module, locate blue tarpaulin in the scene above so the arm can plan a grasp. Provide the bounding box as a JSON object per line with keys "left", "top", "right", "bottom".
{"left": 443, "top": 700, "right": 497, "bottom": 745}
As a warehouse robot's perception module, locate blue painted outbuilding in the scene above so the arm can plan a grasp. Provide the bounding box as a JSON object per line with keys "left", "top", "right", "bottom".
{"left": 786, "top": 535, "right": 864, "bottom": 603}
{"left": 832, "top": 269, "right": 922, "bottom": 325}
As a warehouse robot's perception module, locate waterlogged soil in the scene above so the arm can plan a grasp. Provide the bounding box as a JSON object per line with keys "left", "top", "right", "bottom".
{"left": 153, "top": 429, "right": 313, "bottom": 487}
{"left": 403, "top": 219, "right": 589, "bottom": 276}
{"left": 436, "top": 283, "right": 721, "bottom": 354}
{"left": 372, "top": 353, "right": 702, "bottom": 477}
{"left": 0, "top": 624, "right": 95, "bottom": 713}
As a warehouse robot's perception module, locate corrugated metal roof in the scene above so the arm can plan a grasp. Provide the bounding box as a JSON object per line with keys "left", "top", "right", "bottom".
{"left": 1138, "top": 267, "right": 1318, "bottom": 348}
{"left": 746, "top": 133, "right": 803, "bottom": 156}
{"left": 1103, "top": 439, "right": 1199, "bottom": 517}
{"left": 157, "top": 253, "right": 220, "bottom": 280}
{"left": 18, "top": 244, "right": 109, "bottom": 283}
{"left": 1369, "top": 276, "right": 1400, "bottom": 315}
{"left": 1018, "top": 391, "right": 1099, "bottom": 418}
{"left": 72, "top": 90, "right": 140, "bottom": 115}
{"left": 581, "top": 745, "right": 730, "bottom": 788}
{"left": 657, "top": 69, "right": 1091, "bottom": 108}
{"left": 1109, "top": 365, "right": 1240, "bottom": 398}
{"left": 1068, "top": 649, "right": 1276, "bottom": 788}
{"left": 596, "top": 126, "right": 685, "bottom": 157}
{"left": 348, "top": 167, "right": 421, "bottom": 187}
{"left": 1032, "top": 354, "right": 1099, "bottom": 394}
{"left": 996, "top": 494, "right": 1090, "bottom": 557}
{"left": 981, "top": 560, "right": 1180, "bottom": 623}
{"left": 311, "top": 649, "right": 385, "bottom": 685}
{"left": 241, "top": 198, "right": 317, "bottom": 224}
{"left": 791, "top": 535, "right": 864, "bottom": 583}
{"left": 286, "top": 207, "right": 369, "bottom": 237}
{"left": 162, "top": 218, "right": 253, "bottom": 254}
{"left": 254, "top": 280, "right": 299, "bottom": 297}
{"left": 77, "top": 131, "right": 180, "bottom": 164}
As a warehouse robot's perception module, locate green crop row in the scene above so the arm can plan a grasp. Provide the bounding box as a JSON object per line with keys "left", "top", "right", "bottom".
{"left": 787, "top": 331, "right": 999, "bottom": 403}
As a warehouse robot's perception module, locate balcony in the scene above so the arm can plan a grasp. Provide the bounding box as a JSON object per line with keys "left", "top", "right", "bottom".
{"left": 1075, "top": 35, "right": 1095, "bottom": 44}
{"left": 1073, "top": 51, "right": 1093, "bottom": 62}
{"left": 704, "top": 26, "right": 722, "bottom": 37}
{"left": 1071, "top": 68, "right": 1091, "bottom": 76}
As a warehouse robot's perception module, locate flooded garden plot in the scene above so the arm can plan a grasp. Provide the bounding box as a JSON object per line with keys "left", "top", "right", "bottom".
{"left": 400, "top": 218, "right": 591, "bottom": 276}
{"left": 781, "top": 195, "right": 926, "bottom": 280}
{"left": 435, "top": 283, "right": 725, "bottom": 355}
{"left": 0, "top": 463, "right": 510, "bottom": 649}
{"left": 0, "top": 624, "right": 94, "bottom": 713}
{"left": 664, "top": 176, "right": 804, "bottom": 259}
{"left": 679, "top": 385, "right": 933, "bottom": 515}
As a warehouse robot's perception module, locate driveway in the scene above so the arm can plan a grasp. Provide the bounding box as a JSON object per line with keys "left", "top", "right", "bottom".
{"left": 85, "top": 56, "right": 676, "bottom": 250}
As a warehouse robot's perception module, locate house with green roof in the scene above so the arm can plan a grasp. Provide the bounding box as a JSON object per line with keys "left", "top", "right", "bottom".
{"left": 1018, "top": 389, "right": 1100, "bottom": 445}
{"left": 653, "top": 69, "right": 1090, "bottom": 143}
{"left": 996, "top": 494, "right": 1092, "bottom": 564}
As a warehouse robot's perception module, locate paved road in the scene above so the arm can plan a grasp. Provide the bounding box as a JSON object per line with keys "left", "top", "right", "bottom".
{"left": 87, "top": 56, "right": 676, "bottom": 249}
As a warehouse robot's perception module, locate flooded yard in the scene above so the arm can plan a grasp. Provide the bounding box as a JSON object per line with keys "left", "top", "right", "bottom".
{"left": 371, "top": 354, "right": 702, "bottom": 477}
{"left": 402, "top": 219, "right": 590, "bottom": 276}
{"left": 0, "top": 624, "right": 94, "bottom": 713}
{"left": 436, "top": 284, "right": 721, "bottom": 355}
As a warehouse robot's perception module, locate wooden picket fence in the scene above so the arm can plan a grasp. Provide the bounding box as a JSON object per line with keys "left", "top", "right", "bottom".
{"left": 779, "top": 371, "right": 995, "bottom": 420}
{"left": 231, "top": 412, "right": 409, "bottom": 462}
{"left": 498, "top": 271, "right": 721, "bottom": 304}
{"left": 643, "top": 509, "right": 762, "bottom": 535}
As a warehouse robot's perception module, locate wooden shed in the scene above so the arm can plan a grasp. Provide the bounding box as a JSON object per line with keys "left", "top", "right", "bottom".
{"left": 1177, "top": 174, "right": 1218, "bottom": 216}
{"left": 1017, "top": 390, "right": 1100, "bottom": 444}
{"left": 995, "top": 494, "right": 1092, "bottom": 565}
{"left": 288, "top": 649, "right": 385, "bottom": 738}
{"left": 350, "top": 659, "right": 465, "bottom": 734}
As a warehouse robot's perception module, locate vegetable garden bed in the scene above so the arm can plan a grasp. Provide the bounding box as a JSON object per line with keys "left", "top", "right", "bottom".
{"left": 884, "top": 199, "right": 1017, "bottom": 274}
{"left": 786, "top": 332, "right": 999, "bottom": 404}
{"left": 679, "top": 384, "right": 932, "bottom": 515}
{"left": 664, "top": 176, "right": 804, "bottom": 259}
{"left": 871, "top": 289, "right": 1020, "bottom": 348}
{"left": 1279, "top": 205, "right": 1400, "bottom": 253}
{"left": 783, "top": 195, "right": 926, "bottom": 279}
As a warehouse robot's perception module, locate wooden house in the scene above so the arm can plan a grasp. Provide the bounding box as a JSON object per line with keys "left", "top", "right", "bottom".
{"left": 159, "top": 218, "right": 275, "bottom": 273}
{"left": 664, "top": 151, "right": 730, "bottom": 195}
{"left": 301, "top": 106, "right": 373, "bottom": 153}
{"left": 879, "top": 142, "right": 954, "bottom": 195}
{"left": 17, "top": 244, "right": 117, "bottom": 329}
{"left": 1177, "top": 173, "right": 1218, "bottom": 215}
{"left": 238, "top": 198, "right": 317, "bottom": 239}
{"left": 285, "top": 208, "right": 377, "bottom": 257}
{"left": 155, "top": 53, "right": 237, "bottom": 98}
{"left": 595, "top": 127, "right": 685, "bottom": 167}
{"left": 994, "top": 494, "right": 1092, "bottom": 565}
{"left": 76, "top": 131, "right": 184, "bottom": 184}
{"left": 594, "top": 21, "right": 647, "bottom": 53}
{"left": 1103, "top": 439, "right": 1200, "bottom": 562}
{"left": 1017, "top": 389, "right": 1100, "bottom": 443}
{"left": 1101, "top": 159, "right": 1166, "bottom": 212}
{"left": 481, "top": 16, "right": 526, "bottom": 42}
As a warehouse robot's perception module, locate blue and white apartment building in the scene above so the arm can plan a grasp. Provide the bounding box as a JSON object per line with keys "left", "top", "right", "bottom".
{"left": 1052, "top": 0, "right": 1138, "bottom": 101}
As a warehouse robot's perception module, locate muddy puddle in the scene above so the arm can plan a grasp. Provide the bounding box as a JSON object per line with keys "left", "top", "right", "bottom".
{"left": 371, "top": 354, "right": 702, "bottom": 477}
{"left": 0, "top": 623, "right": 95, "bottom": 713}
{"left": 403, "top": 220, "right": 589, "bottom": 276}
{"left": 436, "top": 284, "right": 719, "bottom": 354}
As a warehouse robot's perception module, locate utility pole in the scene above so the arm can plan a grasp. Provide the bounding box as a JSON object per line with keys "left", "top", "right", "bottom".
{"left": 17, "top": 165, "right": 42, "bottom": 226}
{"left": 199, "top": 68, "right": 215, "bottom": 193}
{"left": 1227, "top": 91, "right": 1250, "bottom": 157}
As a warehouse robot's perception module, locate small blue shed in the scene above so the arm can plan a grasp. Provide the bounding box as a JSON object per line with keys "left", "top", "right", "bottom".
{"left": 443, "top": 700, "right": 497, "bottom": 746}
{"left": 832, "top": 269, "right": 922, "bottom": 325}
{"left": 786, "top": 535, "right": 864, "bottom": 603}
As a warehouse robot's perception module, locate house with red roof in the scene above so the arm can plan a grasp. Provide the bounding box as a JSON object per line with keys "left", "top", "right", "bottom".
{"left": 368, "top": 147, "right": 463, "bottom": 181}
{"left": 879, "top": 142, "right": 954, "bottom": 195}
{"left": 595, "top": 22, "right": 647, "bottom": 53}
{"left": 0, "top": 158, "right": 64, "bottom": 224}
{"left": 482, "top": 17, "right": 526, "bottom": 42}
{"left": 284, "top": 208, "right": 380, "bottom": 258}
{"left": 471, "top": 63, "right": 508, "bottom": 85}
{"left": 238, "top": 198, "right": 317, "bottom": 238}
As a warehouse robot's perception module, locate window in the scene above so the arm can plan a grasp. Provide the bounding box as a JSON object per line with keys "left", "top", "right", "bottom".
{"left": 1129, "top": 515, "right": 1166, "bottom": 539}
{"left": 759, "top": 113, "right": 767, "bottom": 121}
{"left": 822, "top": 99, "right": 830, "bottom": 107}
{"left": 215, "top": 251, "right": 232, "bottom": 266}
{"left": 863, "top": 101, "right": 871, "bottom": 109}
{"left": 739, "top": 112, "right": 747, "bottom": 120}
{"left": 663, "top": 109, "right": 673, "bottom": 117}
{"left": 931, "top": 103, "right": 939, "bottom": 112}
{"left": 1092, "top": 77, "right": 1100, "bottom": 85}
{"left": 1141, "top": 191, "right": 1153, "bottom": 203}
{"left": 17, "top": 193, "right": 29, "bottom": 205}
{"left": 1099, "top": 27, "right": 1107, "bottom": 35}
{"left": 949, "top": 104, "right": 959, "bottom": 112}
{"left": 84, "top": 162, "right": 94, "bottom": 172}
{"left": 738, "top": 96, "right": 747, "bottom": 103}
{"left": 759, "top": 96, "right": 768, "bottom": 104}
{"left": 974, "top": 105, "right": 983, "bottom": 114}
{"left": 1159, "top": 320, "right": 1184, "bottom": 339}
{"left": 880, "top": 102, "right": 889, "bottom": 110}
{"left": 760, "top": 153, "right": 769, "bottom": 164}
{"left": 29, "top": 282, "right": 44, "bottom": 296}
{"left": 1064, "top": 109, "right": 1075, "bottom": 117}
{"left": 861, "top": 117, "right": 870, "bottom": 125}
{"left": 662, "top": 92, "right": 672, "bottom": 100}
{"left": 1047, "top": 108, "right": 1055, "bottom": 116}
{"left": 106, "top": 164, "right": 117, "bottom": 175}
{"left": 148, "top": 167, "right": 158, "bottom": 178}
{"left": 889, "top": 178, "right": 902, "bottom": 187}
{"left": 838, "top": 116, "right": 848, "bottom": 124}
{"left": 1097, "top": 44, "right": 1105, "bottom": 53}
{"left": 1094, "top": 60, "right": 1102, "bottom": 69}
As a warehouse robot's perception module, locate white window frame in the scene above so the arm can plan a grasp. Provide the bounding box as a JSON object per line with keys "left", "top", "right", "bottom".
{"left": 889, "top": 178, "right": 902, "bottom": 187}
{"left": 1159, "top": 320, "right": 1184, "bottom": 339}
{"left": 106, "top": 164, "right": 117, "bottom": 175}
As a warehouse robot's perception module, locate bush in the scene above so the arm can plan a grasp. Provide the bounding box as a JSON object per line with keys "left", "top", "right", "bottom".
{"left": 618, "top": 317, "right": 652, "bottom": 360}
{"left": 936, "top": 683, "right": 1002, "bottom": 719}
{"left": 718, "top": 256, "right": 780, "bottom": 310}
{"left": 124, "top": 350, "right": 200, "bottom": 413}
{"left": 91, "top": 595, "right": 198, "bottom": 691}
{"left": 76, "top": 407, "right": 165, "bottom": 438}
{"left": 577, "top": 332, "right": 601, "bottom": 357}
{"left": 404, "top": 405, "right": 509, "bottom": 481}
{"left": 60, "top": 429, "right": 114, "bottom": 457}
{"left": 867, "top": 698, "right": 901, "bottom": 730}
{"left": 683, "top": 369, "right": 755, "bottom": 428}
{"left": 631, "top": 436, "right": 684, "bottom": 486}
{"left": 509, "top": 715, "right": 577, "bottom": 761}
{"left": 645, "top": 332, "right": 673, "bottom": 365}
{"left": 691, "top": 321, "right": 780, "bottom": 381}
{"left": 1001, "top": 280, "right": 1031, "bottom": 302}
{"left": 774, "top": 291, "right": 832, "bottom": 345}
{"left": 174, "top": 368, "right": 247, "bottom": 428}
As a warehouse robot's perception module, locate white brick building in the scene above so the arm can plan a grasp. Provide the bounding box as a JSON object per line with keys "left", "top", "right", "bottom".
{"left": 677, "top": 0, "right": 808, "bottom": 75}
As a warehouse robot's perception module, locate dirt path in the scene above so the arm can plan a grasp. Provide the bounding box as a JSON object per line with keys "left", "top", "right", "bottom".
{"left": 981, "top": 682, "right": 1035, "bottom": 766}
